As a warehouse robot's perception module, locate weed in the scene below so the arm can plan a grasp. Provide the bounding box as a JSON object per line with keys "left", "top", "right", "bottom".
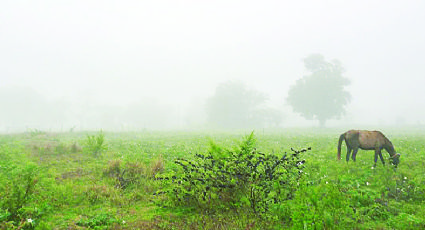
{"left": 85, "top": 130, "right": 106, "bottom": 156}
{"left": 0, "top": 160, "right": 40, "bottom": 228}
{"left": 70, "top": 142, "right": 82, "bottom": 153}
{"left": 76, "top": 213, "right": 120, "bottom": 228}
{"left": 148, "top": 154, "right": 164, "bottom": 178}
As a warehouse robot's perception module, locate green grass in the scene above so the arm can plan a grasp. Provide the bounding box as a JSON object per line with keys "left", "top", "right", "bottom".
{"left": 1, "top": 128, "right": 425, "bottom": 229}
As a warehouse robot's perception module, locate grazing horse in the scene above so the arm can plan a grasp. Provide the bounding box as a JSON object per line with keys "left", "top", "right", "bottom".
{"left": 337, "top": 130, "right": 400, "bottom": 167}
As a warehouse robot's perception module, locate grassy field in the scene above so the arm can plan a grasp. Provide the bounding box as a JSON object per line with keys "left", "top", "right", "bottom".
{"left": 1, "top": 128, "right": 425, "bottom": 229}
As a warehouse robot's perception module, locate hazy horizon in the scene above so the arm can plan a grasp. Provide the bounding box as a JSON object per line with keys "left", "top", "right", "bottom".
{"left": 1, "top": 1, "right": 425, "bottom": 131}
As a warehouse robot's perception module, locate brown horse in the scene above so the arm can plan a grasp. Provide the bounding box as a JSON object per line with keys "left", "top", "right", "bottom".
{"left": 337, "top": 130, "right": 400, "bottom": 167}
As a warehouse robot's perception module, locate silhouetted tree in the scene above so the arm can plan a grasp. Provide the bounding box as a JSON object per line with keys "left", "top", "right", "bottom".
{"left": 206, "top": 81, "right": 268, "bottom": 128}
{"left": 286, "top": 54, "right": 351, "bottom": 127}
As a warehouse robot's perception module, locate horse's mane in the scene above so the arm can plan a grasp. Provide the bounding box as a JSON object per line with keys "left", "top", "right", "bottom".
{"left": 383, "top": 136, "right": 396, "bottom": 154}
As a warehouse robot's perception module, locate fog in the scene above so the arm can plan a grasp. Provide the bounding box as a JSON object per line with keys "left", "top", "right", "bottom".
{"left": 1, "top": 1, "right": 425, "bottom": 132}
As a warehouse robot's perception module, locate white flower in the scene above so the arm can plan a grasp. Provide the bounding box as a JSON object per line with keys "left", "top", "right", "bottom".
{"left": 366, "top": 182, "right": 370, "bottom": 186}
{"left": 122, "top": 220, "right": 126, "bottom": 224}
{"left": 326, "top": 181, "right": 328, "bottom": 184}
{"left": 404, "top": 177, "right": 407, "bottom": 180}
{"left": 27, "top": 218, "right": 33, "bottom": 223}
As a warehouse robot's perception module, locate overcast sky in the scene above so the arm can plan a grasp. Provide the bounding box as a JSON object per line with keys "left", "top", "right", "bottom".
{"left": 1, "top": 0, "right": 425, "bottom": 126}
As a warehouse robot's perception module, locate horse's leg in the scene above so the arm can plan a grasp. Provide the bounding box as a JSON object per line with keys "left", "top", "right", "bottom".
{"left": 346, "top": 146, "right": 352, "bottom": 162}
{"left": 374, "top": 148, "right": 380, "bottom": 167}
{"left": 352, "top": 148, "right": 359, "bottom": 162}
{"left": 378, "top": 149, "right": 385, "bottom": 165}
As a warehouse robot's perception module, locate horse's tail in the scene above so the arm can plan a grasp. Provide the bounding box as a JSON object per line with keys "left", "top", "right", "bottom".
{"left": 337, "top": 133, "right": 345, "bottom": 160}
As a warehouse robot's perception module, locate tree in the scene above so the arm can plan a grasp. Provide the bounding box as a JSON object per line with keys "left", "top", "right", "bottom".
{"left": 206, "top": 80, "right": 269, "bottom": 128}
{"left": 286, "top": 54, "right": 351, "bottom": 127}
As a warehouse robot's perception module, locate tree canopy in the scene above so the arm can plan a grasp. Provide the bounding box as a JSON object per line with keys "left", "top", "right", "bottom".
{"left": 206, "top": 80, "right": 281, "bottom": 128}
{"left": 286, "top": 54, "right": 351, "bottom": 127}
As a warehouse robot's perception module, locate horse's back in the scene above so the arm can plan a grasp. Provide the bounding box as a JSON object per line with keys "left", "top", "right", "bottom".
{"left": 343, "top": 130, "right": 360, "bottom": 148}
{"left": 357, "top": 130, "right": 386, "bottom": 150}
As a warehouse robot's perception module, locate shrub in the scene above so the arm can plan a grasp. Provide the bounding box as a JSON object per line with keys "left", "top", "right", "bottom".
{"left": 157, "top": 132, "right": 310, "bottom": 218}
{"left": 148, "top": 155, "right": 164, "bottom": 178}
{"left": 85, "top": 130, "right": 106, "bottom": 156}
{"left": 70, "top": 142, "right": 82, "bottom": 153}
{"left": 0, "top": 161, "right": 40, "bottom": 228}
{"left": 0, "top": 143, "right": 57, "bottom": 230}
{"left": 103, "top": 157, "right": 164, "bottom": 190}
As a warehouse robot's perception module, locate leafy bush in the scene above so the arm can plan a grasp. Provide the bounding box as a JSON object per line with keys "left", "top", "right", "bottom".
{"left": 0, "top": 157, "right": 40, "bottom": 228}
{"left": 103, "top": 156, "right": 164, "bottom": 190}
{"left": 27, "top": 128, "right": 46, "bottom": 137}
{"left": 157, "top": 132, "right": 310, "bottom": 218}
{"left": 85, "top": 130, "right": 106, "bottom": 156}
{"left": 0, "top": 143, "right": 57, "bottom": 230}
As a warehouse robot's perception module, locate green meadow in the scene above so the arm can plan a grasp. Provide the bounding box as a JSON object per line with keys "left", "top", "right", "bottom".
{"left": 1, "top": 128, "right": 425, "bottom": 229}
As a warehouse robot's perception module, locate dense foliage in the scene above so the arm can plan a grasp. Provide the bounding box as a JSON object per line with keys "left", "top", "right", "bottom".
{"left": 157, "top": 132, "right": 309, "bottom": 217}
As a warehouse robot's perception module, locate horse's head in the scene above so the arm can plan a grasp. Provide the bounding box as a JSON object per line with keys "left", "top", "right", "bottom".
{"left": 391, "top": 153, "right": 401, "bottom": 166}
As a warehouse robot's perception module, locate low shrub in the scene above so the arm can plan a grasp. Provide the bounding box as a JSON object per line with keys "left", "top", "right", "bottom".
{"left": 85, "top": 130, "right": 106, "bottom": 156}
{"left": 0, "top": 158, "right": 40, "bottom": 228}
{"left": 157, "top": 132, "right": 310, "bottom": 219}
{"left": 103, "top": 156, "right": 164, "bottom": 190}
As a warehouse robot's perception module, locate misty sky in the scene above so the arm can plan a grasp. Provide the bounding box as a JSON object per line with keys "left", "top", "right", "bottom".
{"left": 1, "top": 0, "right": 425, "bottom": 126}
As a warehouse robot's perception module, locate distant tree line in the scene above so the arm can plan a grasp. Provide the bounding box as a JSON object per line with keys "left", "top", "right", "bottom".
{"left": 0, "top": 88, "right": 182, "bottom": 132}
{"left": 0, "top": 53, "right": 351, "bottom": 131}
{"left": 206, "top": 54, "right": 351, "bottom": 128}
{"left": 206, "top": 80, "right": 283, "bottom": 129}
